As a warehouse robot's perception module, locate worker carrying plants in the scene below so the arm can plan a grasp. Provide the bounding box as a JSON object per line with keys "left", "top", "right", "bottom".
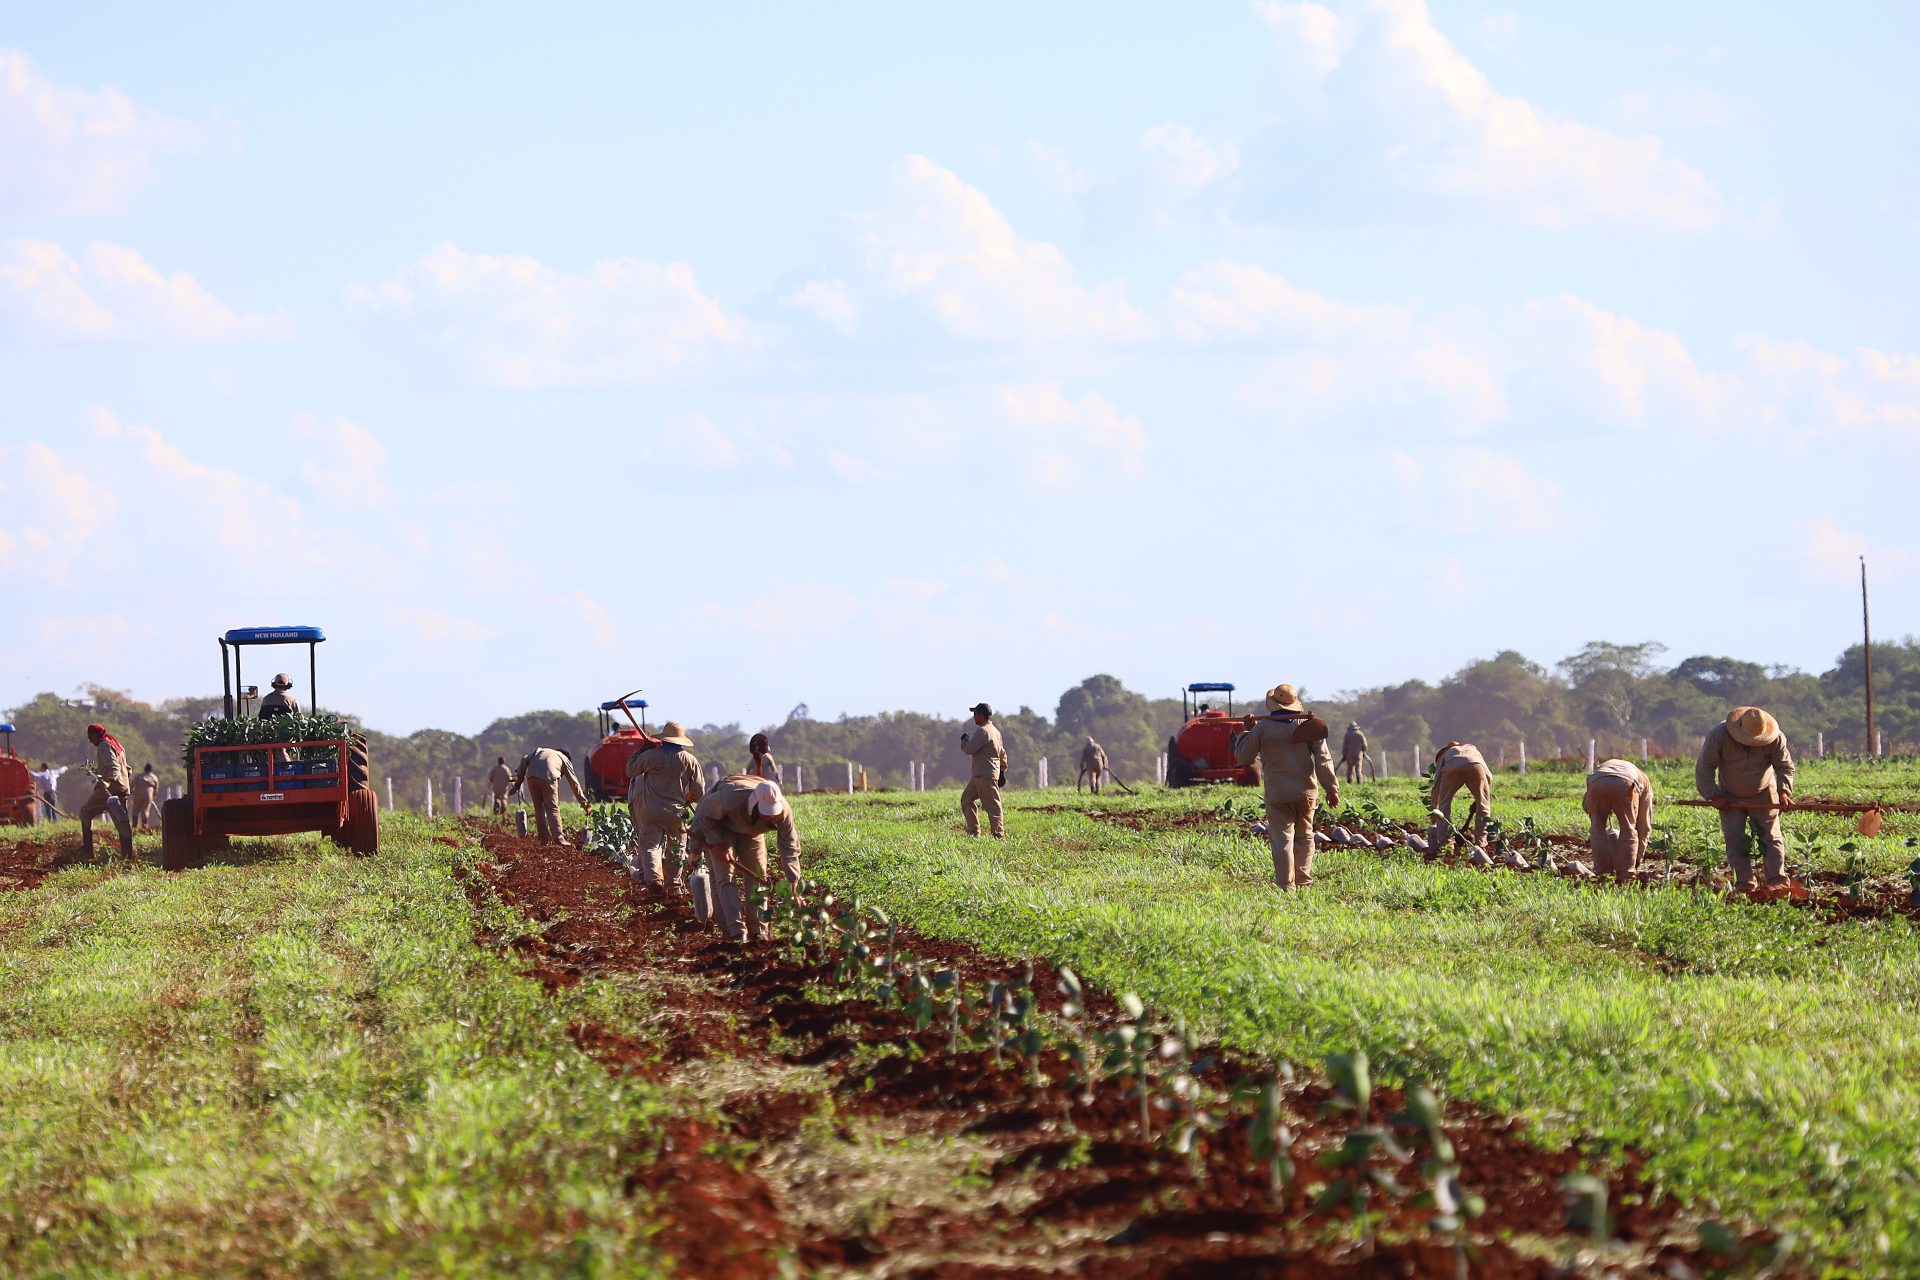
{"left": 1233, "top": 684, "right": 1339, "bottom": 890}
{"left": 746, "top": 732, "right": 781, "bottom": 784}
{"left": 486, "top": 756, "right": 512, "bottom": 816}
{"left": 1584, "top": 758, "right": 1653, "bottom": 883}
{"left": 131, "top": 762, "right": 161, "bottom": 830}
{"left": 260, "top": 674, "right": 300, "bottom": 719}
{"left": 1696, "top": 706, "right": 1795, "bottom": 896}
{"left": 509, "top": 747, "right": 590, "bottom": 846}
{"left": 78, "top": 723, "right": 134, "bottom": 859}
{"left": 960, "top": 702, "right": 1007, "bottom": 838}
{"left": 626, "top": 721, "right": 704, "bottom": 891}
{"left": 688, "top": 776, "right": 801, "bottom": 943}
{"left": 1429, "top": 741, "right": 1492, "bottom": 854}
{"left": 1079, "top": 736, "right": 1108, "bottom": 794}
{"left": 1339, "top": 722, "right": 1368, "bottom": 783}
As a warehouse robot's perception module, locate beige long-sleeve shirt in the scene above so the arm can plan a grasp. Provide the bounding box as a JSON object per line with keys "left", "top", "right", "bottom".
{"left": 962, "top": 721, "right": 1006, "bottom": 780}
{"left": 132, "top": 768, "right": 159, "bottom": 804}
{"left": 1436, "top": 743, "right": 1487, "bottom": 772}
{"left": 691, "top": 774, "right": 799, "bottom": 861}
{"left": 1234, "top": 714, "right": 1338, "bottom": 804}
{"left": 1341, "top": 728, "right": 1368, "bottom": 761}
{"left": 1079, "top": 742, "right": 1107, "bottom": 773}
{"left": 94, "top": 738, "right": 130, "bottom": 794}
{"left": 1589, "top": 757, "right": 1651, "bottom": 796}
{"left": 487, "top": 762, "right": 513, "bottom": 796}
{"left": 1695, "top": 723, "right": 1794, "bottom": 801}
{"left": 511, "top": 749, "right": 588, "bottom": 804}
{"left": 627, "top": 743, "right": 705, "bottom": 822}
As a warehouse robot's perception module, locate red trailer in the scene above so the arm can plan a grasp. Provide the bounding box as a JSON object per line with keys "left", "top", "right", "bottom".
{"left": 160, "top": 627, "right": 378, "bottom": 871}
{"left": 583, "top": 692, "right": 651, "bottom": 801}
{"left": 1165, "top": 682, "right": 1259, "bottom": 788}
{"left": 0, "top": 723, "right": 36, "bottom": 826}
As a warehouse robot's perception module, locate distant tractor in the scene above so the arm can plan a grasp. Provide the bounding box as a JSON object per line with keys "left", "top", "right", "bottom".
{"left": 0, "top": 722, "right": 36, "bottom": 826}
{"left": 1165, "top": 682, "right": 1258, "bottom": 788}
{"left": 583, "top": 692, "right": 652, "bottom": 801}
{"left": 160, "top": 627, "right": 379, "bottom": 871}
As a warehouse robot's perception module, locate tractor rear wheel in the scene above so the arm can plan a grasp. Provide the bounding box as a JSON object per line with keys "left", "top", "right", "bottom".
{"left": 1166, "top": 738, "right": 1194, "bottom": 789}
{"left": 345, "top": 787, "right": 380, "bottom": 856}
{"left": 160, "top": 797, "right": 196, "bottom": 872}
{"left": 346, "top": 734, "right": 370, "bottom": 790}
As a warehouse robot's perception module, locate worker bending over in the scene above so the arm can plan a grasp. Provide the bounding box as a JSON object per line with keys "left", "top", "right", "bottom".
{"left": 1584, "top": 758, "right": 1653, "bottom": 883}
{"left": 79, "top": 723, "right": 134, "bottom": 859}
{"left": 1079, "top": 737, "right": 1108, "bottom": 794}
{"left": 1340, "top": 722, "right": 1368, "bottom": 783}
{"left": 627, "top": 721, "right": 704, "bottom": 891}
{"left": 131, "top": 763, "right": 161, "bottom": 830}
{"left": 1429, "top": 741, "right": 1492, "bottom": 853}
{"left": 510, "top": 747, "right": 589, "bottom": 845}
{"left": 960, "top": 702, "right": 1008, "bottom": 838}
{"left": 689, "top": 776, "right": 801, "bottom": 943}
{"left": 486, "top": 756, "right": 512, "bottom": 816}
{"left": 1696, "top": 706, "right": 1794, "bottom": 895}
{"left": 1233, "top": 684, "right": 1339, "bottom": 890}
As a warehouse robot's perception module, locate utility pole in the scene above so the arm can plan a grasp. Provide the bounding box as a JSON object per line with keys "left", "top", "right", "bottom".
{"left": 1862, "top": 556, "right": 1876, "bottom": 755}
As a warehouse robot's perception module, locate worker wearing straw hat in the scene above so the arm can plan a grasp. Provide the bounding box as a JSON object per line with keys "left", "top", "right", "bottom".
{"left": 1696, "top": 706, "right": 1795, "bottom": 894}
{"left": 1584, "top": 757, "right": 1653, "bottom": 883}
{"left": 1234, "top": 684, "right": 1339, "bottom": 890}
{"left": 689, "top": 776, "right": 801, "bottom": 943}
{"left": 626, "top": 721, "right": 704, "bottom": 891}
{"left": 1429, "top": 741, "right": 1492, "bottom": 854}
{"left": 960, "top": 702, "right": 1007, "bottom": 838}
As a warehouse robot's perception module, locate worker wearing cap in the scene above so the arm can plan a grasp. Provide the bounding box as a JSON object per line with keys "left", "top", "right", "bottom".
{"left": 78, "top": 723, "right": 134, "bottom": 859}
{"left": 688, "top": 776, "right": 801, "bottom": 943}
{"left": 1429, "top": 741, "right": 1492, "bottom": 853}
{"left": 486, "top": 756, "right": 512, "bottom": 816}
{"left": 1340, "top": 722, "right": 1368, "bottom": 783}
{"left": 1079, "top": 737, "right": 1108, "bottom": 794}
{"left": 626, "top": 722, "right": 704, "bottom": 891}
{"left": 960, "top": 702, "right": 1007, "bottom": 838}
{"left": 1233, "top": 684, "right": 1339, "bottom": 890}
{"left": 1696, "top": 706, "right": 1795, "bottom": 894}
{"left": 260, "top": 674, "right": 300, "bottom": 719}
{"left": 1585, "top": 758, "right": 1653, "bottom": 883}
{"left": 131, "top": 763, "right": 161, "bottom": 830}
{"left": 510, "top": 747, "right": 590, "bottom": 845}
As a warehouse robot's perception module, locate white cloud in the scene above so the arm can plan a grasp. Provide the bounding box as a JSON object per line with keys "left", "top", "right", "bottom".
{"left": 290, "top": 415, "right": 390, "bottom": 505}
{"left": 387, "top": 605, "right": 499, "bottom": 647}
{"left": 0, "top": 441, "right": 117, "bottom": 583}
{"left": 853, "top": 154, "right": 1149, "bottom": 341}
{"left": 1025, "top": 139, "right": 1094, "bottom": 194}
{"left": 1798, "top": 517, "right": 1914, "bottom": 584}
{"left": 0, "top": 47, "right": 198, "bottom": 216}
{"left": 647, "top": 413, "right": 741, "bottom": 470}
{"left": 570, "top": 591, "right": 619, "bottom": 654}
{"left": 780, "top": 276, "right": 860, "bottom": 335}
{"left": 0, "top": 240, "right": 289, "bottom": 343}
{"left": 1608, "top": 87, "right": 1736, "bottom": 133}
{"left": 999, "top": 383, "right": 1149, "bottom": 488}
{"left": 1140, "top": 124, "right": 1240, "bottom": 190}
{"left": 1517, "top": 294, "right": 1730, "bottom": 425}
{"left": 1252, "top": 1, "right": 1348, "bottom": 80}
{"left": 692, "top": 584, "right": 858, "bottom": 644}
{"left": 1736, "top": 337, "right": 1920, "bottom": 440}
{"left": 347, "top": 242, "right": 747, "bottom": 389}
{"left": 1386, "top": 446, "right": 1561, "bottom": 533}
{"left": 826, "top": 447, "right": 891, "bottom": 484}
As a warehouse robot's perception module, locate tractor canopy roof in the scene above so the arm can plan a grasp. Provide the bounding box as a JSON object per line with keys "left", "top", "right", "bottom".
{"left": 0, "top": 723, "right": 14, "bottom": 733}
{"left": 599, "top": 698, "right": 649, "bottom": 711}
{"left": 1185, "top": 682, "right": 1236, "bottom": 693}
{"left": 224, "top": 626, "right": 326, "bottom": 645}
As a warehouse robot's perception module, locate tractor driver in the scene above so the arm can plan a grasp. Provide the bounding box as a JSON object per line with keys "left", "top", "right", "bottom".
{"left": 260, "top": 674, "right": 300, "bottom": 719}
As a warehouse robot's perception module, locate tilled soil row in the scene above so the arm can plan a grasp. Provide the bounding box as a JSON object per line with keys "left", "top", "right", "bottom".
{"left": 460, "top": 823, "right": 1783, "bottom": 1279}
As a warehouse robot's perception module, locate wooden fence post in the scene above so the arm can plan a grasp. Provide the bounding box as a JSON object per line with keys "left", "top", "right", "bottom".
{"left": 426, "top": 778, "right": 434, "bottom": 819}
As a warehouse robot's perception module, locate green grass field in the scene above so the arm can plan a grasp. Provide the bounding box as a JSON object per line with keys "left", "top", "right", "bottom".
{"left": 795, "top": 759, "right": 1920, "bottom": 1276}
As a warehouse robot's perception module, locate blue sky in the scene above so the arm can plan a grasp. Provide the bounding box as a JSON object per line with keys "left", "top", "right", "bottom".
{"left": 2, "top": 1, "right": 1915, "bottom": 735}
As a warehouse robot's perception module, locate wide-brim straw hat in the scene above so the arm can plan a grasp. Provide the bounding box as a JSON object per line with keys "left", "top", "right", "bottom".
{"left": 658, "top": 720, "right": 694, "bottom": 747}
{"left": 1725, "top": 706, "right": 1780, "bottom": 747}
{"left": 1265, "top": 684, "right": 1305, "bottom": 712}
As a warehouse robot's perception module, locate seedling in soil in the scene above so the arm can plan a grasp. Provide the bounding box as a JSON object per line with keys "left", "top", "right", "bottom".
{"left": 1102, "top": 993, "right": 1157, "bottom": 1140}
{"left": 1057, "top": 968, "right": 1098, "bottom": 1106}
{"left": 1395, "top": 1085, "right": 1485, "bottom": 1279}
{"left": 1242, "top": 1065, "right": 1298, "bottom": 1203}
{"left": 1838, "top": 842, "right": 1867, "bottom": 905}
{"left": 1157, "top": 1018, "right": 1218, "bottom": 1178}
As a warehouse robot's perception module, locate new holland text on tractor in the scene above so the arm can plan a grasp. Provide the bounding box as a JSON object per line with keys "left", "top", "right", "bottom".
{"left": 1165, "top": 682, "right": 1258, "bottom": 788}
{"left": 160, "top": 627, "right": 379, "bottom": 870}
{"left": 583, "top": 692, "right": 651, "bottom": 801}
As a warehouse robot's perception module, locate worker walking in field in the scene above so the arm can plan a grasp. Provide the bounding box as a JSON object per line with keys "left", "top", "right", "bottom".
{"left": 1234, "top": 684, "right": 1339, "bottom": 890}
{"left": 1696, "top": 706, "right": 1795, "bottom": 896}
{"left": 487, "top": 756, "right": 512, "bottom": 816}
{"left": 1079, "top": 736, "right": 1108, "bottom": 794}
{"left": 78, "top": 723, "right": 134, "bottom": 859}
{"left": 1340, "top": 722, "right": 1368, "bottom": 783}
{"left": 510, "top": 747, "right": 590, "bottom": 846}
{"left": 131, "top": 763, "right": 161, "bottom": 830}
{"left": 1429, "top": 741, "right": 1492, "bottom": 854}
{"left": 746, "top": 732, "right": 781, "bottom": 784}
{"left": 960, "top": 702, "right": 1007, "bottom": 838}
{"left": 260, "top": 674, "right": 300, "bottom": 719}
{"left": 688, "top": 776, "right": 801, "bottom": 943}
{"left": 1584, "top": 758, "right": 1653, "bottom": 883}
{"left": 627, "top": 721, "right": 704, "bottom": 892}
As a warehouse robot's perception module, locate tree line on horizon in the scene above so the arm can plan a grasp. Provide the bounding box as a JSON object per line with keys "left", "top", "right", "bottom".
{"left": 5, "top": 638, "right": 1912, "bottom": 815}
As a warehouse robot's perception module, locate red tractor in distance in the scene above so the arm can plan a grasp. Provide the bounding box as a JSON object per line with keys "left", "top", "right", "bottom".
{"left": 1166, "top": 682, "right": 1258, "bottom": 789}
{"left": 583, "top": 692, "right": 651, "bottom": 801}
{"left": 0, "top": 722, "right": 37, "bottom": 826}
{"left": 160, "top": 627, "right": 379, "bottom": 870}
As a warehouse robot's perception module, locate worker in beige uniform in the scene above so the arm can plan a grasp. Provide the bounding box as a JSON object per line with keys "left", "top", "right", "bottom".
{"left": 131, "top": 763, "right": 161, "bottom": 830}
{"left": 1339, "top": 723, "right": 1368, "bottom": 783}
{"left": 1584, "top": 758, "right": 1653, "bottom": 883}
{"left": 509, "top": 747, "right": 590, "bottom": 845}
{"left": 626, "top": 722, "right": 704, "bottom": 891}
{"left": 689, "top": 776, "right": 801, "bottom": 943}
{"left": 1696, "top": 706, "right": 1795, "bottom": 894}
{"left": 1233, "top": 684, "right": 1339, "bottom": 890}
{"left": 1429, "top": 741, "right": 1492, "bottom": 853}
{"left": 260, "top": 674, "right": 300, "bottom": 719}
{"left": 960, "top": 702, "right": 1007, "bottom": 838}
{"left": 746, "top": 732, "right": 781, "bottom": 784}
{"left": 1079, "top": 737, "right": 1108, "bottom": 794}
{"left": 486, "top": 756, "right": 513, "bottom": 816}
{"left": 79, "top": 723, "right": 134, "bottom": 858}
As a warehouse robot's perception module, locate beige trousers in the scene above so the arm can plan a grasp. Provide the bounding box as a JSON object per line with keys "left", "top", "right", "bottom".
{"left": 1719, "top": 803, "right": 1785, "bottom": 890}
{"left": 1265, "top": 797, "right": 1317, "bottom": 889}
{"left": 79, "top": 781, "right": 132, "bottom": 855}
{"left": 527, "top": 777, "right": 565, "bottom": 844}
{"left": 1430, "top": 761, "right": 1491, "bottom": 849}
{"left": 630, "top": 806, "right": 687, "bottom": 889}
{"left": 961, "top": 777, "right": 1004, "bottom": 837}
{"left": 705, "top": 833, "right": 802, "bottom": 942}
{"left": 1584, "top": 774, "right": 1651, "bottom": 882}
